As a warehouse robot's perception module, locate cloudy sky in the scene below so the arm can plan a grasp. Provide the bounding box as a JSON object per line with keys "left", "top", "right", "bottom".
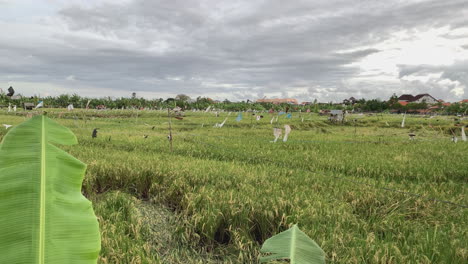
{"left": 1, "top": 0, "right": 468, "bottom": 102}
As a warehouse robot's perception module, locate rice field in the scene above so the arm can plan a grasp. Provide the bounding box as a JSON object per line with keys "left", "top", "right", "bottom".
{"left": 1, "top": 109, "right": 467, "bottom": 263}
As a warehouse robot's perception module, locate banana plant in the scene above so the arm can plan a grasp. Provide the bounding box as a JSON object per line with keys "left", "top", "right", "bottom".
{"left": 0, "top": 115, "right": 101, "bottom": 263}
{"left": 260, "top": 224, "right": 325, "bottom": 264}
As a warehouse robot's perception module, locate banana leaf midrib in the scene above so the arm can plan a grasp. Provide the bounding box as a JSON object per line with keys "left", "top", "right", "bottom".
{"left": 290, "top": 225, "right": 296, "bottom": 263}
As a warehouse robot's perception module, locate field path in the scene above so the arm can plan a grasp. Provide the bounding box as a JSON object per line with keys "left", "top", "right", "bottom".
{"left": 136, "top": 201, "right": 238, "bottom": 264}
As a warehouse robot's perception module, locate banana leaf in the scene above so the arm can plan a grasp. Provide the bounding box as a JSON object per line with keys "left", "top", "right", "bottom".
{"left": 260, "top": 224, "right": 325, "bottom": 264}
{"left": 0, "top": 115, "right": 101, "bottom": 263}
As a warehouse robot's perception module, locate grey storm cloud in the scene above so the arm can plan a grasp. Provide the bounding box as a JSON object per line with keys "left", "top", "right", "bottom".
{"left": 398, "top": 61, "right": 468, "bottom": 99}
{"left": 1, "top": 0, "right": 468, "bottom": 101}
{"left": 398, "top": 61, "right": 468, "bottom": 84}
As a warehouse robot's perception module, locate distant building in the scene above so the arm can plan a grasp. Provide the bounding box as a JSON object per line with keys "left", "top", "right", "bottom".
{"left": 429, "top": 102, "right": 451, "bottom": 111}
{"left": 460, "top": 99, "right": 468, "bottom": 104}
{"left": 24, "top": 103, "right": 35, "bottom": 110}
{"left": 256, "top": 98, "right": 298, "bottom": 104}
{"left": 398, "top": 94, "right": 415, "bottom": 102}
{"left": 398, "top": 94, "right": 438, "bottom": 104}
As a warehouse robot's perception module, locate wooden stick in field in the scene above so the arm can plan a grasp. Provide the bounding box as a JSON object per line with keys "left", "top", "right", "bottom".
{"left": 168, "top": 108, "right": 173, "bottom": 152}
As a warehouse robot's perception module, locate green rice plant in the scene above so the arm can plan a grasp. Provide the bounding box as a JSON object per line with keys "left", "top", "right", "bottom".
{"left": 0, "top": 115, "right": 100, "bottom": 263}
{"left": 93, "top": 191, "right": 161, "bottom": 263}
{"left": 1, "top": 110, "right": 466, "bottom": 263}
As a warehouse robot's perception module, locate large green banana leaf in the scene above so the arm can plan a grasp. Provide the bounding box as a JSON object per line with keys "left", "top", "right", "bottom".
{"left": 260, "top": 224, "right": 325, "bottom": 264}
{"left": 0, "top": 115, "right": 101, "bottom": 263}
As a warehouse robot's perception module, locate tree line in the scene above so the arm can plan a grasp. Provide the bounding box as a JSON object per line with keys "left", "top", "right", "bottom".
{"left": 0, "top": 92, "right": 466, "bottom": 114}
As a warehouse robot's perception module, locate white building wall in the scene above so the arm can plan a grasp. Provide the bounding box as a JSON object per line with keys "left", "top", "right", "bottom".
{"left": 414, "top": 95, "right": 437, "bottom": 104}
